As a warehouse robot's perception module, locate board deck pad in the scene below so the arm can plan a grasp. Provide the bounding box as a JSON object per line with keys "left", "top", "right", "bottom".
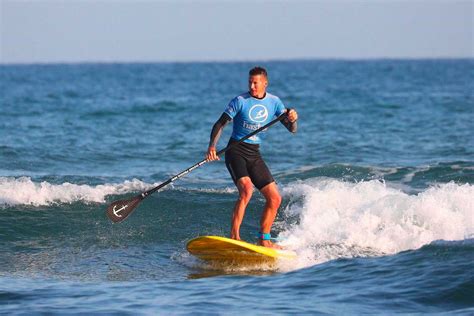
{"left": 187, "top": 236, "right": 296, "bottom": 264}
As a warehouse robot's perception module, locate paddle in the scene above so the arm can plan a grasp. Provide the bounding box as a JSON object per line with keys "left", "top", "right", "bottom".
{"left": 106, "top": 112, "right": 287, "bottom": 223}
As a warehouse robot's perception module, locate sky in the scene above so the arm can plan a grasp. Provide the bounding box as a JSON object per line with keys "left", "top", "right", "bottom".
{"left": 1, "top": 0, "right": 473, "bottom": 63}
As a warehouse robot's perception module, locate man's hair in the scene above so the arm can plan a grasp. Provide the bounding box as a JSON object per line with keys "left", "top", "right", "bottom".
{"left": 249, "top": 66, "right": 268, "bottom": 78}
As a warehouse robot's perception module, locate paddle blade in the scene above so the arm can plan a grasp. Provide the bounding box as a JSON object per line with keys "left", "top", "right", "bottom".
{"left": 106, "top": 195, "right": 143, "bottom": 223}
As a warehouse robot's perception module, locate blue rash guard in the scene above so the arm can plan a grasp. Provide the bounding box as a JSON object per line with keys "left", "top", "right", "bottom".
{"left": 224, "top": 92, "right": 286, "bottom": 145}
{"left": 207, "top": 91, "right": 296, "bottom": 190}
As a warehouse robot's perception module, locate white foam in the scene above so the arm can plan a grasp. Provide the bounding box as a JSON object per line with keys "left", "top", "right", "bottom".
{"left": 0, "top": 177, "right": 238, "bottom": 207}
{"left": 0, "top": 177, "right": 153, "bottom": 206}
{"left": 277, "top": 179, "right": 474, "bottom": 271}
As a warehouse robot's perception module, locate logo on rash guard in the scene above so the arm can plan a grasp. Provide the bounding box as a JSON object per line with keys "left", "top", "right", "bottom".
{"left": 249, "top": 104, "right": 268, "bottom": 123}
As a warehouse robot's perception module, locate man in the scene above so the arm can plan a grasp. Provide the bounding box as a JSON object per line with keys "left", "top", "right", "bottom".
{"left": 206, "top": 67, "right": 298, "bottom": 248}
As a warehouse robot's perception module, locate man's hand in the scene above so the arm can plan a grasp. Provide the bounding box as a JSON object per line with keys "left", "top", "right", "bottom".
{"left": 286, "top": 108, "right": 298, "bottom": 123}
{"left": 206, "top": 146, "right": 219, "bottom": 161}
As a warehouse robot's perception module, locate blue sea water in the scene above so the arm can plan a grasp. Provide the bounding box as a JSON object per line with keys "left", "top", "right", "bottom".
{"left": 1, "top": 60, "right": 473, "bottom": 314}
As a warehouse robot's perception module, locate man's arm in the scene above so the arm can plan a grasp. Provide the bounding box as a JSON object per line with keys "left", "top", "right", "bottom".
{"left": 206, "top": 113, "right": 232, "bottom": 161}
{"left": 281, "top": 108, "right": 298, "bottom": 133}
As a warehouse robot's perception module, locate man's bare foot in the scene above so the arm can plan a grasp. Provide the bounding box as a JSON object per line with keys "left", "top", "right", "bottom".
{"left": 258, "top": 239, "right": 283, "bottom": 249}
{"left": 230, "top": 233, "right": 241, "bottom": 240}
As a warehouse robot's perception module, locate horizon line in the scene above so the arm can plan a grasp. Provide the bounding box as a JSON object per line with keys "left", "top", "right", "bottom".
{"left": 1, "top": 56, "right": 473, "bottom": 66}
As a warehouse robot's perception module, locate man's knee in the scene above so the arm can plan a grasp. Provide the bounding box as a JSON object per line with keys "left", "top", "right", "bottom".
{"left": 237, "top": 178, "right": 253, "bottom": 203}
{"left": 261, "top": 183, "right": 281, "bottom": 208}
{"left": 267, "top": 192, "right": 282, "bottom": 208}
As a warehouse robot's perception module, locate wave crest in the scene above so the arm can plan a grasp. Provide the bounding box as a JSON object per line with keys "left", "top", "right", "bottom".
{"left": 278, "top": 179, "right": 474, "bottom": 270}
{"left": 0, "top": 177, "right": 152, "bottom": 206}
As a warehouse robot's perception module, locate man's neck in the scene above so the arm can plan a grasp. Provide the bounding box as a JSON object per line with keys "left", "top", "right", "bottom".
{"left": 250, "top": 92, "right": 266, "bottom": 100}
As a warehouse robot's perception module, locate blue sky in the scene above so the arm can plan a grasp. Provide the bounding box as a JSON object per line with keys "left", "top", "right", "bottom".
{"left": 1, "top": 0, "right": 472, "bottom": 63}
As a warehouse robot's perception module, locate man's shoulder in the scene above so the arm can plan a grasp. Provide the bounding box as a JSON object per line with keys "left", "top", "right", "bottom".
{"left": 229, "top": 92, "right": 250, "bottom": 104}
{"left": 236, "top": 92, "right": 251, "bottom": 100}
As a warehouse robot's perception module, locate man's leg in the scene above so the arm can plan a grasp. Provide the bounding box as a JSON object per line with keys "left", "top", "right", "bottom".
{"left": 230, "top": 176, "right": 254, "bottom": 240}
{"left": 258, "top": 181, "right": 282, "bottom": 248}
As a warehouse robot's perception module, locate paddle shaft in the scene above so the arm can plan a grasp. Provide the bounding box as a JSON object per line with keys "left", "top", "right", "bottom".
{"left": 139, "top": 113, "right": 287, "bottom": 199}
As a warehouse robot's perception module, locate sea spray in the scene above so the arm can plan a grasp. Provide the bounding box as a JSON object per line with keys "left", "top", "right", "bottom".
{"left": 278, "top": 179, "right": 474, "bottom": 270}
{"left": 0, "top": 177, "right": 153, "bottom": 206}
{"left": 0, "top": 176, "right": 239, "bottom": 206}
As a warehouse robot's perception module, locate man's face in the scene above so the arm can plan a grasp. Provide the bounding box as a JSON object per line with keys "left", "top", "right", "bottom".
{"left": 248, "top": 74, "right": 268, "bottom": 98}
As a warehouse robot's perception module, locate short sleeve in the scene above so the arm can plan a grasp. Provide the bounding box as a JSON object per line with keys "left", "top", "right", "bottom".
{"left": 224, "top": 97, "right": 241, "bottom": 119}
{"left": 274, "top": 97, "right": 286, "bottom": 117}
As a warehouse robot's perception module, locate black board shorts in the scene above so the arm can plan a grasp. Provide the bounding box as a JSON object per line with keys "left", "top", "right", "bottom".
{"left": 225, "top": 138, "right": 274, "bottom": 190}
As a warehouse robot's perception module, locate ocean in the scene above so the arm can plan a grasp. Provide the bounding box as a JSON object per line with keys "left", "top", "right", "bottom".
{"left": 1, "top": 60, "right": 473, "bottom": 314}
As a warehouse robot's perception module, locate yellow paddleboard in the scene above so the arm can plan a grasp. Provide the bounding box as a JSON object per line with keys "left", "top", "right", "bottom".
{"left": 186, "top": 236, "right": 296, "bottom": 264}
